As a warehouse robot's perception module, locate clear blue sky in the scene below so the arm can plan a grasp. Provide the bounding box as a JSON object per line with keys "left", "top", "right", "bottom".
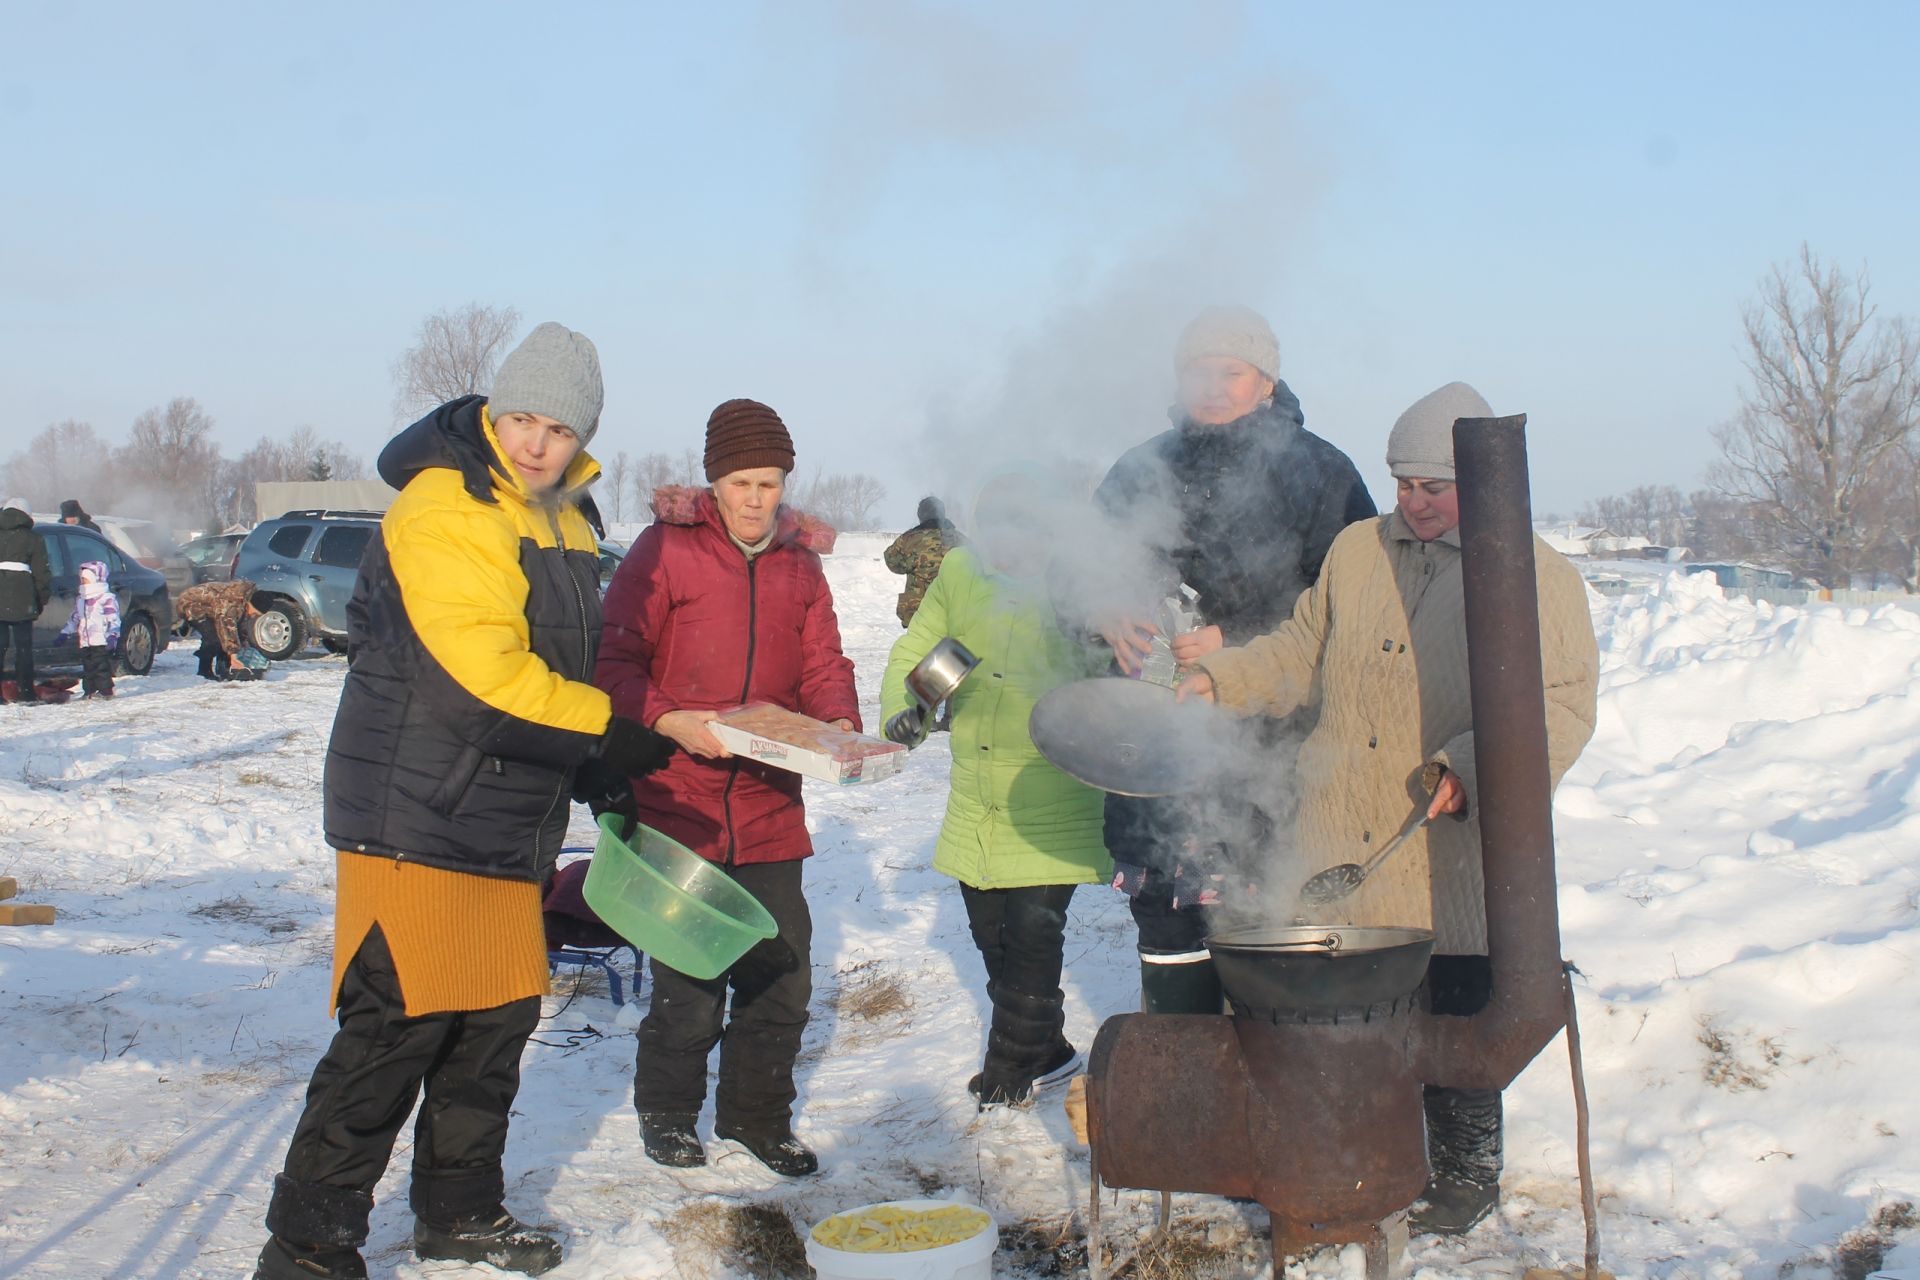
{"left": 5, "top": 1, "right": 1916, "bottom": 522}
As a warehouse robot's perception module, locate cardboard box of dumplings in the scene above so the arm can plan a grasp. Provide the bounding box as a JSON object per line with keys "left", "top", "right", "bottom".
{"left": 709, "top": 704, "right": 908, "bottom": 785}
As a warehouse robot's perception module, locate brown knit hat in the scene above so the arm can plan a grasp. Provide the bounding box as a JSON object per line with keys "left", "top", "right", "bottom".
{"left": 704, "top": 398, "right": 796, "bottom": 481}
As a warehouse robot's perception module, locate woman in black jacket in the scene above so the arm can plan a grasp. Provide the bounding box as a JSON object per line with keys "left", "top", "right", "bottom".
{"left": 1081, "top": 306, "right": 1375, "bottom": 1013}
{"left": 0, "top": 497, "right": 51, "bottom": 701}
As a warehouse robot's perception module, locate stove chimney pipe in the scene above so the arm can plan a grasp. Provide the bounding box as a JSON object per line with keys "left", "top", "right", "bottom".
{"left": 1415, "top": 414, "right": 1567, "bottom": 1089}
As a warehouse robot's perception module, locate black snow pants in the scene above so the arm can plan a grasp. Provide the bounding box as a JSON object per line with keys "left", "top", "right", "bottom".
{"left": 1424, "top": 953, "right": 1503, "bottom": 1185}
{"left": 80, "top": 644, "right": 113, "bottom": 696}
{"left": 193, "top": 618, "right": 229, "bottom": 679}
{"left": 635, "top": 860, "right": 811, "bottom": 1133}
{"left": 0, "top": 618, "right": 33, "bottom": 694}
{"left": 960, "top": 882, "right": 1077, "bottom": 1091}
{"left": 265, "top": 926, "right": 540, "bottom": 1249}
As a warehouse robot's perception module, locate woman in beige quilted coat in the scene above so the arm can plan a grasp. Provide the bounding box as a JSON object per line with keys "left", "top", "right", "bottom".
{"left": 1180, "top": 381, "right": 1599, "bottom": 1237}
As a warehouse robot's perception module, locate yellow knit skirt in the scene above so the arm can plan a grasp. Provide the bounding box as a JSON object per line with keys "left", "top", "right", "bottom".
{"left": 331, "top": 851, "right": 550, "bottom": 1017}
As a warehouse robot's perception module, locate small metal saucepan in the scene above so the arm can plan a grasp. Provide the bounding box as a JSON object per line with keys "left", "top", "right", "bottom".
{"left": 905, "top": 637, "right": 979, "bottom": 709}
{"left": 885, "top": 638, "right": 980, "bottom": 746}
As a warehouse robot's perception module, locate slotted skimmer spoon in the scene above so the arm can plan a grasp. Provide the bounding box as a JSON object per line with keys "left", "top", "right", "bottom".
{"left": 1297, "top": 807, "right": 1433, "bottom": 906}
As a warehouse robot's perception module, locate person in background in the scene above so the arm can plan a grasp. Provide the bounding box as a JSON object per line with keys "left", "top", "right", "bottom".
{"left": 1073, "top": 306, "right": 1375, "bottom": 1017}
{"left": 1179, "top": 382, "right": 1600, "bottom": 1235}
{"left": 884, "top": 495, "right": 965, "bottom": 628}
{"left": 174, "top": 578, "right": 260, "bottom": 681}
{"left": 0, "top": 496, "right": 51, "bottom": 704}
{"left": 59, "top": 499, "right": 102, "bottom": 533}
{"left": 884, "top": 496, "right": 967, "bottom": 730}
{"left": 597, "top": 398, "right": 858, "bottom": 1178}
{"left": 57, "top": 559, "right": 120, "bottom": 698}
{"left": 252, "top": 323, "right": 675, "bottom": 1280}
{"left": 881, "top": 469, "right": 1111, "bottom": 1109}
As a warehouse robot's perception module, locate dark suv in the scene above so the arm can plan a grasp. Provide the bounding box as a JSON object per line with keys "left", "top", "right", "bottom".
{"left": 31, "top": 521, "right": 172, "bottom": 676}
{"left": 230, "top": 510, "right": 383, "bottom": 660}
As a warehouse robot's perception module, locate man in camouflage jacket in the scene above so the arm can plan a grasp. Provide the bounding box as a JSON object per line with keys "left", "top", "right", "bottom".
{"left": 175, "top": 578, "right": 259, "bottom": 678}
{"left": 884, "top": 497, "right": 965, "bottom": 627}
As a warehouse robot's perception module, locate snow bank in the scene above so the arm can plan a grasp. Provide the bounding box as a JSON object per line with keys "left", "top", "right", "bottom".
{"left": 4, "top": 555, "right": 1920, "bottom": 1277}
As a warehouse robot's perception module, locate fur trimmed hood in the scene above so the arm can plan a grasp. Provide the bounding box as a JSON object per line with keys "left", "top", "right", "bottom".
{"left": 648, "top": 484, "right": 837, "bottom": 554}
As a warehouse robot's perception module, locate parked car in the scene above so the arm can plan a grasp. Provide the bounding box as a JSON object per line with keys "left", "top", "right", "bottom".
{"left": 181, "top": 531, "right": 247, "bottom": 583}
{"left": 229, "top": 510, "right": 383, "bottom": 660}
{"left": 597, "top": 540, "right": 625, "bottom": 591}
{"left": 31, "top": 521, "right": 172, "bottom": 676}
{"left": 89, "top": 514, "right": 196, "bottom": 600}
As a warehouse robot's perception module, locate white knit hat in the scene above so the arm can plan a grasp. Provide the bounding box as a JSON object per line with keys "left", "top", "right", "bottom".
{"left": 1385, "top": 383, "right": 1494, "bottom": 482}
{"left": 1173, "top": 305, "right": 1280, "bottom": 381}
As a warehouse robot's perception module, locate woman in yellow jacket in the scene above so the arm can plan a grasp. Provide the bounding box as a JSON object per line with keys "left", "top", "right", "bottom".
{"left": 254, "top": 325, "right": 673, "bottom": 1280}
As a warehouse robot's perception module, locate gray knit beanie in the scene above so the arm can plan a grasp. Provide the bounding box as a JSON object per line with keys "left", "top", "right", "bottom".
{"left": 1, "top": 496, "right": 30, "bottom": 515}
{"left": 1174, "top": 305, "right": 1280, "bottom": 381}
{"left": 1386, "top": 382, "right": 1494, "bottom": 482}
{"left": 488, "top": 322, "right": 604, "bottom": 444}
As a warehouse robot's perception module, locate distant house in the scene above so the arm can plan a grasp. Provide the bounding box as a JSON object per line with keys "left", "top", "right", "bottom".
{"left": 1536, "top": 523, "right": 1652, "bottom": 558}
{"left": 1689, "top": 561, "right": 1793, "bottom": 591}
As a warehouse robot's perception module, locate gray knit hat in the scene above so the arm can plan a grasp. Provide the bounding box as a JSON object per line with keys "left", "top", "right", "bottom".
{"left": 1, "top": 496, "right": 30, "bottom": 515}
{"left": 1386, "top": 382, "right": 1494, "bottom": 482}
{"left": 488, "top": 322, "right": 604, "bottom": 444}
{"left": 1174, "top": 305, "right": 1280, "bottom": 381}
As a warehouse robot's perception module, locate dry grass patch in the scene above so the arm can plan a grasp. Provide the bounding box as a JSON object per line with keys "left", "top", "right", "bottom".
{"left": 1004, "top": 1216, "right": 1246, "bottom": 1280}
{"left": 1116, "top": 1221, "right": 1245, "bottom": 1280}
{"left": 1698, "top": 1015, "right": 1787, "bottom": 1091}
{"left": 663, "top": 1200, "right": 808, "bottom": 1280}
{"left": 830, "top": 959, "right": 912, "bottom": 1022}
{"left": 1835, "top": 1201, "right": 1919, "bottom": 1280}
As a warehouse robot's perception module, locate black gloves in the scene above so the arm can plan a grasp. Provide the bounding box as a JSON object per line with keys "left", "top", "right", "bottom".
{"left": 884, "top": 705, "right": 928, "bottom": 747}
{"left": 573, "top": 716, "right": 677, "bottom": 840}
{"left": 602, "top": 716, "right": 677, "bottom": 778}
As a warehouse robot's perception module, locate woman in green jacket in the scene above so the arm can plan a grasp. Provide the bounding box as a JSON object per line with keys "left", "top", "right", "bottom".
{"left": 881, "top": 471, "right": 1111, "bottom": 1108}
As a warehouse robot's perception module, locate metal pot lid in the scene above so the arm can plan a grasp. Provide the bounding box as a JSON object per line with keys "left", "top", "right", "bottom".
{"left": 1028, "top": 677, "right": 1241, "bottom": 797}
{"left": 1206, "top": 924, "right": 1436, "bottom": 955}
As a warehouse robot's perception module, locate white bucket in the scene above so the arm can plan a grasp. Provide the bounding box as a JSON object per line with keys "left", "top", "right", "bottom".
{"left": 804, "top": 1198, "right": 996, "bottom": 1280}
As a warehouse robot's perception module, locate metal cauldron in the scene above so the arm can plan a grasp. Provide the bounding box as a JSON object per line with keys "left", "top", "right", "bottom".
{"left": 1207, "top": 925, "right": 1435, "bottom": 1015}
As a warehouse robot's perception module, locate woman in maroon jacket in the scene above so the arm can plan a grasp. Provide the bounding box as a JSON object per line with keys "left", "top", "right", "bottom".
{"left": 597, "top": 398, "right": 858, "bottom": 1177}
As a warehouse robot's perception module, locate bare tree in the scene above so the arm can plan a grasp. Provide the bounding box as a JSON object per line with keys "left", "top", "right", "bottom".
{"left": 602, "top": 451, "right": 632, "bottom": 524}
{"left": 2, "top": 419, "right": 118, "bottom": 512}
{"left": 1709, "top": 246, "right": 1920, "bottom": 586}
{"left": 793, "top": 470, "right": 887, "bottom": 529}
{"left": 678, "top": 449, "right": 705, "bottom": 487}
{"left": 214, "top": 428, "right": 369, "bottom": 526}
{"left": 118, "top": 397, "right": 224, "bottom": 529}
{"left": 390, "top": 303, "right": 522, "bottom": 421}
{"left": 633, "top": 453, "right": 677, "bottom": 516}
{"left": 1576, "top": 484, "right": 1689, "bottom": 545}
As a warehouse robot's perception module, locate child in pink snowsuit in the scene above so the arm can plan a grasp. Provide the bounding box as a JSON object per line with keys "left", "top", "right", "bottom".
{"left": 59, "top": 560, "right": 120, "bottom": 698}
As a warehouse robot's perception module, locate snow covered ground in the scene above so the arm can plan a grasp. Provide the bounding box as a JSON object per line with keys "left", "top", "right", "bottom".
{"left": 3, "top": 538, "right": 1919, "bottom": 1278}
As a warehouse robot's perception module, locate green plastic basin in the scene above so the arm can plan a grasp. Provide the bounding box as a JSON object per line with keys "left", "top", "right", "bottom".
{"left": 581, "top": 814, "right": 778, "bottom": 980}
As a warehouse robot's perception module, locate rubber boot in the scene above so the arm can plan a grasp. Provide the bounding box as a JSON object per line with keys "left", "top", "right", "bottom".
{"left": 414, "top": 1211, "right": 563, "bottom": 1275}
{"left": 1138, "top": 950, "right": 1223, "bottom": 1015}
{"left": 1411, "top": 1086, "right": 1503, "bottom": 1235}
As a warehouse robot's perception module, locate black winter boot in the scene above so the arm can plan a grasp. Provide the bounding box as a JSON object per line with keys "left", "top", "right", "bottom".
{"left": 1411, "top": 1086, "right": 1503, "bottom": 1235}
{"left": 414, "top": 1211, "right": 563, "bottom": 1275}
{"left": 975, "top": 987, "right": 1069, "bottom": 1110}
{"left": 1138, "top": 952, "right": 1223, "bottom": 1014}
{"left": 252, "top": 1237, "right": 367, "bottom": 1280}
{"left": 968, "top": 1038, "right": 1081, "bottom": 1109}
{"left": 713, "top": 1121, "right": 819, "bottom": 1177}
{"left": 640, "top": 1113, "right": 706, "bottom": 1168}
